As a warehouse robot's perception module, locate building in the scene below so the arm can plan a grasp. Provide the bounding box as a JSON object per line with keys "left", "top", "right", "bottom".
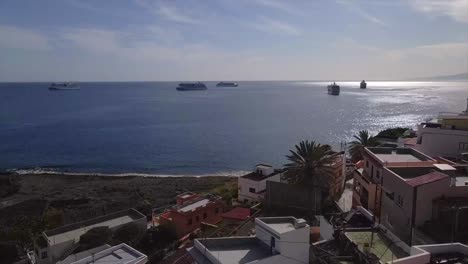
{"left": 33, "top": 209, "right": 146, "bottom": 264}
{"left": 380, "top": 163, "right": 468, "bottom": 245}
{"left": 237, "top": 164, "right": 282, "bottom": 205}
{"left": 58, "top": 243, "right": 147, "bottom": 264}
{"left": 413, "top": 98, "right": 468, "bottom": 158}
{"left": 153, "top": 192, "right": 225, "bottom": 238}
{"left": 327, "top": 152, "right": 347, "bottom": 201}
{"left": 392, "top": 243, "right": 468, "bottom": 264}
{"left": 187, "top": 216, "right": 310, "bottom": 264}
{"left": 221, "top": 207, "right": 251, "bottom": 224}
{"left": 352, "top": 147, "right": 436, "bottom": 217}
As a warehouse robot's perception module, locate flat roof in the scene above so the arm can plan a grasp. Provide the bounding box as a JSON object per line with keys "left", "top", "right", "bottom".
{"left": 178, "top": 198, "right": 210, "bottom": 212}
{"left": 367, "top": 147, "right": 434, "bottom": 163}
{"left": 69, "top": 243, "right": 146, "bottom": 264}
{"left": 47, "top": 215, "right": 135, "bottom": 246}
{"left": 197, "top": 237, "right": 271, "bottom": 264}
{"left": 241, "top": 171, "right": 280, "bottom": 181}
{"left": 345, "top": 231, "right": 407, "bottom": 263}
{"left": 455, "top": 177, "right": 468, "bottom": 186}
{"left": 257, "top": 217, "right": 308, "bottom": 234}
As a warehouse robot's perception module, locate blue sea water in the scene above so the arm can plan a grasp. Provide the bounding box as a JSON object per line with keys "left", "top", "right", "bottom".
{"left": 0, "top": 81, "right": 467, "bottom": 175}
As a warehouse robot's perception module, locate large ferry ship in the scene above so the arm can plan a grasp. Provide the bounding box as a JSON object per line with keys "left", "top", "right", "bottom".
{"left": 216, "top": 82, "right": 238, "bottom": 87}
{"left": 49, "top": 82, "right": 80, "bottom": 90}
{"left": 360, "top": 80, "right": 367, "bottom": 89}
{"left": 327, "top": 82, "right": 340, "bottom": 95}
{"left": 176, "top": 82, "right": 207, "bottom": 91}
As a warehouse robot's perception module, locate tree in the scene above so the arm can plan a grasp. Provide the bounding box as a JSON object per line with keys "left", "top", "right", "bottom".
{"left": 284, "top": 140, "right": 339, "bottom": 196}
{"left": 78, "top": 226, "right": 112, "bottom": 251}
{"left": 348, "top": 130, "right": 378, "bottom": 162}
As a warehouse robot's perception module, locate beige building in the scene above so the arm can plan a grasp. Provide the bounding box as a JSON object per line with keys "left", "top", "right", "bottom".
{"left": 352, "top": 147, "right": 436, "bottom": 217}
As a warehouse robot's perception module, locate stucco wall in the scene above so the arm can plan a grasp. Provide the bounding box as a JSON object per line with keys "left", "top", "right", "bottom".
{"left": 416, "top": 126, "right": 468, "bottom": 157}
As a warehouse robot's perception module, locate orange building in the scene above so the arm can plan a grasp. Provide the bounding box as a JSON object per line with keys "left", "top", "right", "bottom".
{"left": 153, "top": 192, "right": 225, "bottom": 238}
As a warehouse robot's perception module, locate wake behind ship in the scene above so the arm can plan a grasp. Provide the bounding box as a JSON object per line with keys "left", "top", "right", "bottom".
{"left": 176, "top": 82, "right": 207, "bottom": 91}
{"left": 49, "top": 82, "right": 80, "bottom": 90}
{"left": 327, "top": 82, "right": 340, "bottom": 95}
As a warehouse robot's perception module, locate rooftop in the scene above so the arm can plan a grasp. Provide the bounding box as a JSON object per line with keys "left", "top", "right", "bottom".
{"left": 405, "top": 171, "right": 448, "bottom": 187}
{"left": 367, "top": 147, "right": 435, "bottom": 164}
{"left": 345, "top": 231, "right": 407, "bottom": 263}
{"left": 43, "top": 209, "right": 145, "bottom": 246}
{"left": 392, "top": 243, "right": 468, "bottom": 264}
{"left": 256, "top": 217, "right": 308, "bottom": 234}
{"left": 221, "top": 207, "right": 250, "bottom": 221}
{"left": 241, "top": 170, "right": 281, "bottom": 181}
{"left": 178, "top": 198, "right": 210, "bottom": 213}
{"left": 68, "top": 243, "right": 147, "bottom": 264}
{"left": 191, "top": 237, "right": 271, "bottom": 264}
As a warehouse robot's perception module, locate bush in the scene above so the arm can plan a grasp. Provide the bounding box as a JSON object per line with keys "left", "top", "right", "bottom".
{"left": 376, "top": 127, "right": 409, "bottom": 140}
{"left": 113, "top": 223, "right": 140, "bottom": 245}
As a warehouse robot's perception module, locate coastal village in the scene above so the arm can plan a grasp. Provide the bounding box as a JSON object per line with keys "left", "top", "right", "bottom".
{"left": 1, "top": 99, "right": 468, "bottom": 264}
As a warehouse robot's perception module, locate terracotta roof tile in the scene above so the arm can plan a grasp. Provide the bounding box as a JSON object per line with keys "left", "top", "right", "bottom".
{"left": 406, "top": 171, "right": 448, "bottom": 187}
{"left": 221, "top": 207, "right": 250, "bottom": 220}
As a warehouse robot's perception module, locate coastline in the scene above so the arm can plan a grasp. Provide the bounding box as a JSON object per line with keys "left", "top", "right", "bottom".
{"left": 0, "top": 172, "right": 236, "bottom": 225}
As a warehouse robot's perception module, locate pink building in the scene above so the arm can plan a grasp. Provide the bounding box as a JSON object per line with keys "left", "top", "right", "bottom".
{"left": 153, "top": 192, "right": 225, "bottom": 238}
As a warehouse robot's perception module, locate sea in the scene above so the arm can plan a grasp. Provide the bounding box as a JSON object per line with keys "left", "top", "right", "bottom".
{"left": 0, "top": 81, "right": 467, "bottom": 176}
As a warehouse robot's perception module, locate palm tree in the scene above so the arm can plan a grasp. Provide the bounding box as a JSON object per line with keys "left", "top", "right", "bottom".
{"left": 284, "top": 140, "right": 339, "bottom": 192}
{"left": 348, "top": 130, "right": 378, "bottom": 162}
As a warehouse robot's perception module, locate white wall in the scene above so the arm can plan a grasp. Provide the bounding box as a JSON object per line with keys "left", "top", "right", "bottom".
{"left": 318, "top": 216, "right": 334, "bottom": 240}
{"left": 238, "top": 173, "right": 281, "bottom": 204}
{"left": 415, "top": 126, "right": 468, "bottom": 158}
{"left": 281, "top": 227, "right": 310, "bottom": 264}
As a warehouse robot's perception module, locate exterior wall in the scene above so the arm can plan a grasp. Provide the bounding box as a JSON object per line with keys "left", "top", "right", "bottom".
{"left": 238, "top": 174, "right": 281, "bottom": 204}
{"left": 380, "top": 169, "right": 415, "bottom": 244}
{"left": 255, "top": 218, "right": 309, "bottom": 264}
{"left": 265, "top": 181, "right": 322, "bottom": 215}
{"left": 415, "top": 125, "right": 468, "bottom": 158}
{"left": 281, "top": 227, "right": 310, "bottom": 263}
{"left": 328, "top": 154, "right": 346, "bottom": 201}
{"left": 160, "top": 201, "right": 224, "bottom": 238}
{"left": 352, "top": 169, "right": 377, "bottom": 213}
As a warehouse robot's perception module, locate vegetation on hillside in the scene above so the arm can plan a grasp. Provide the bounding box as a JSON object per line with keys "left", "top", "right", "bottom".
{"left": 376, "top": 127, "right": 411, "bottom": 139}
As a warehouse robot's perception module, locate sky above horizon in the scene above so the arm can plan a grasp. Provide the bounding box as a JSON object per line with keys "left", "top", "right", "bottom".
{"left": 0, "top": 0, "right": 467, "bottom": 81}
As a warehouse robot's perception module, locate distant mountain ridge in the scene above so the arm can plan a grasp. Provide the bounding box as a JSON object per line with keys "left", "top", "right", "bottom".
{"left": 413, "top": 72, "right": 468, "bottom": 81}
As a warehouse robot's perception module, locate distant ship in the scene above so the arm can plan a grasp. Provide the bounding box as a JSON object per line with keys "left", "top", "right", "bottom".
{"left": 360, "top": 80, "right": 367, "bottom": 89}
{"left": 176, "top": 82, "right": 207, "bottom": 91}
{"left": 49, "top": 82, "right": 80, "bottom": 90}
{"left": 327, "top": 82, "right": 340, "bottom": 95}
{"left": 216, "top": 82, "right": 238, "bottom": 87}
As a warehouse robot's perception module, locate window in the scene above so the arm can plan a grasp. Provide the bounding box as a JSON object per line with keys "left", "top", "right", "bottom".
{"left": 371, "top": 165, "right": 374, "bottom": 178}
{"left": 459, "top": 142, "right": 468, "bottom": 151}
{"left": 396, "top": 194, "right": 404, "bottom": 207}
{"left": 249, "top": 187, "right": 255, "bottom": 193}
{"left": 376, "top": 170, "right": 380, "bottom": 179}
{"left": 187, "top": 218, "right": 192, "bottom": 225}
{"left": 195, "top": 215, "right": 199, "bottom": 222}
{"left": 215, "top": 208, "right": 219, "bottom": 214}
{"left": 41, "top": 251, "right": 47, "bottom": 259}
{"left": 366, "top": 160, "right": 369, "bottom": 168}
{"left": 203, "top": 212, "right": 207, "bottom": 219}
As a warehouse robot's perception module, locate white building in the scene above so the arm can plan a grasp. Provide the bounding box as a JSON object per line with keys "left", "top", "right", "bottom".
{"left": 414, "top": 98, "right": 468, "bottom": 158}
{"left": 33, "top": 208, "right": 146, "bottom": 264}
{"left": 392, "top": 243, "right": 468, "bottom": 264}
{"left": 188, "top": 216, "right": 310, "bottom": 264}
{"left": 238, "top": 164, "right": 282, "bottom": 205}
{"left": 58, "top": 243, "right": 147, "bottom": 264}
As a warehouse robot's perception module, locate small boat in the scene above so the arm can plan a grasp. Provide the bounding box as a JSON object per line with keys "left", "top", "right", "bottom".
{"left": 327, "top": 82, "right": 340, "bottom": 95}
{"left": 216, "top": 82, "right": 238, "bottom": 87}
{"left": 176, "top": 82, "right": 207, "bottom": 91}
{"left": 49, "top": 82, "right": 80, "bottom": 90}
{"left": 360, "top": 80, "right": 367, "bottom": 89}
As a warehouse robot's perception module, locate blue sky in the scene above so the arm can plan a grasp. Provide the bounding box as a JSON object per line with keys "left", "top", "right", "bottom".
{"left": 0, "top": 0, "right": 467, "bottom": 81}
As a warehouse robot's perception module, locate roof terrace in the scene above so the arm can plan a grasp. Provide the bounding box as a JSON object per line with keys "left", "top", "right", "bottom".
{"left": 68, "top": 243, "right": 147, "bottom": 264}
{"left": 345, "top": 231, "right": 408, "bottom": 263}
{"left": 366, "top": 147, "right": 436, "bottom": 166}
{"left": 43, "top": 209, "right": 145, "bottom": 246}
{"left": 190, "top": 237, "right": 272, "bottom": 264}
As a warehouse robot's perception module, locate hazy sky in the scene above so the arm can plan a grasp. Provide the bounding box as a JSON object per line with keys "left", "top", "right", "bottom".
{"left": 0, "top": 0, "right": 467, "bottom": 81}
